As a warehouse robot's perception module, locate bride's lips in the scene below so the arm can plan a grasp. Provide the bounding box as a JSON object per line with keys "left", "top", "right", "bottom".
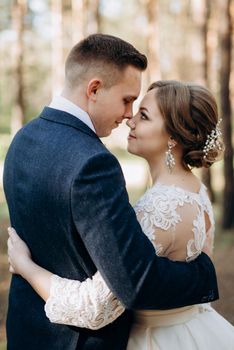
{"left": 128, "top": 134, "right": 136, "bottom": 140}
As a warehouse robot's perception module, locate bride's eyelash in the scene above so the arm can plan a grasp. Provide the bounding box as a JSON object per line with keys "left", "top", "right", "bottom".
{"left": 140, "top": 111, "right": 148, "bottom": 120}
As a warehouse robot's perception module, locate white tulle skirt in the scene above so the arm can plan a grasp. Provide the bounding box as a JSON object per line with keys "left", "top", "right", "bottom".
{"left": 127, "top": 304, "right": 234, "bottom": 350}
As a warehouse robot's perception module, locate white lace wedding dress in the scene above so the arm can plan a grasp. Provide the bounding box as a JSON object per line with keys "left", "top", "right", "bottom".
{"left": 45, "top": 182, "right": 234, "bottom": 349}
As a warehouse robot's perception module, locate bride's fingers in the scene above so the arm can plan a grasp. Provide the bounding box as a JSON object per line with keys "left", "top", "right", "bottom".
{"left": 7, "top": 246, "right": 16, "bottom": 273}
{"left": 9, "top": 266, "right": 15, "bottom": 273}
{"left": 8, "top": 227, "right": 15, "bottom": 235}
{"left": 7, "top": 237, "right": 16, "bottom": 259}
{"left": 8, "top": 262, "right": 15, "bottom": 274}
{"left": 7, "top": 254, "right": 14, "bottom": 272}
{"left": 7, "top": 237, "right": 13, "bottom": 252}
{"left": 7, "top": 238, "right": 17, "bottom": 274}
{"left": 8, "top": 227, "right": 19, "bottom": 242}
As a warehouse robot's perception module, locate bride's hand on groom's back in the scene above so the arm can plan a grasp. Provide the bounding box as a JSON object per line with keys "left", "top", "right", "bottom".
{"left": 7, "top": 227, "right": 32, "bottom": 275}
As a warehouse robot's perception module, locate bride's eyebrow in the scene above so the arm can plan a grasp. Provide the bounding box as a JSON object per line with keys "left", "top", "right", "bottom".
{"left": 139, "top": 106, "right": 149, "bottom": 112}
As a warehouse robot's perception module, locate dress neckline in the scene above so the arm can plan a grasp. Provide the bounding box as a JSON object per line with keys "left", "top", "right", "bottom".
{"left": 151, "top": 181, "right": 205, "bottom": 197}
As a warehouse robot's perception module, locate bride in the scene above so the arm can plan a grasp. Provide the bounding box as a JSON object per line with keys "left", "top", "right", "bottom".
{"left": 7, "top": 80, "right": 234, "bottom": 349}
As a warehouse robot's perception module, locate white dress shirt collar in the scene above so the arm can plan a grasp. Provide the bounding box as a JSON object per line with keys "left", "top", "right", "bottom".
{"left": 49, "top": 95, "right": 96, "bottom": 133}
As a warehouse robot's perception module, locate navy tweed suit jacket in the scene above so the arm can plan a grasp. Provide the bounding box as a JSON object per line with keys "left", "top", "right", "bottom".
{"left": 3, "top": 107, "right": 218, "bottom": 349}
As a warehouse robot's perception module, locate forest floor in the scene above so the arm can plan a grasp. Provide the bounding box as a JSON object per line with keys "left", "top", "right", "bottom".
{"left": 0, "top": 214, "right": 234, "bottom": 346}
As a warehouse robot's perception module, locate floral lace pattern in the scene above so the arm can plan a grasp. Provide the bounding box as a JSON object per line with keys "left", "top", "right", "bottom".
{"left": 45, "top": 271, "right": 125, "bottom": 330}
{"left": 45, "top": 182, "right": 214, "bottom": 330}
{"left": 134, "top": 182, "right": 214, "bottom": 261}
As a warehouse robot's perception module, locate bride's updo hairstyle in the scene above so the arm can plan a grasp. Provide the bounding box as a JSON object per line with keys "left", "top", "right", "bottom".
{"left": 148, "top": 80, "right": 224, "bottom": 169}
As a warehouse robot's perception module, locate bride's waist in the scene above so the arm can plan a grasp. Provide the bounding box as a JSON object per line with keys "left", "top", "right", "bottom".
{"left": 133, "top": 305, "right": 201, "bottom": 327}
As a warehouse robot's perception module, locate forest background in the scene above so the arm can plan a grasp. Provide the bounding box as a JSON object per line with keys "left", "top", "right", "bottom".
{"left": 0, "top": 0, "right": 234, "bottom": 348}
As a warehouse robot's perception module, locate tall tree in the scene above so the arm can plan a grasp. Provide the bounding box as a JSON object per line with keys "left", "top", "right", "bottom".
{"left": 51, "top": 0, "right": 63, "bottom": 95}
{"left": 84, "top": 0, "right": 101, "bottom": 35}
{"left": 71, "top": 1, "right": 101, "bottom": 45}
{"left": 200, "top": 0, "right": 215, "bottom": 202}
{"left": 143, "top": 0, "right": 161, "bottom": 84}
{"left": 71, "top": 0, "right": 85, "bottom": 43}
{"left": 11, "top": 0, "right": 27, "bottom": 134}
{"left": 218, "top": 0, "right": 234, "bottom": 229}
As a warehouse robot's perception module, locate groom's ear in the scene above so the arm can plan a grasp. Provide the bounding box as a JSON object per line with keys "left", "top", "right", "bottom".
{"left": 86, "top": 79, "right": 102, "bottom": 101}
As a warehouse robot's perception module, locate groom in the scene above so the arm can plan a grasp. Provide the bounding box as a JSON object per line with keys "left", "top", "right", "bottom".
{"left": 4, "top": 34, "right": 218, "bottom": 350}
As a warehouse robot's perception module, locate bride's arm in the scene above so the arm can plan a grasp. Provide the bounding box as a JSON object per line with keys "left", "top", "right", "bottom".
{"left": 7, "top": 228, "right": 125, "bottom": 330}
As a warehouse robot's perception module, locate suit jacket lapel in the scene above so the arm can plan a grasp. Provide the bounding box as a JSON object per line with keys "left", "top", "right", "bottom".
{"left": 39, "top": 107, "right": 101, "bottom": 142}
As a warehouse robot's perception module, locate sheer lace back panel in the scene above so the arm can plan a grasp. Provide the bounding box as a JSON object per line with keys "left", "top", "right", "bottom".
{"left": 134, "top": 182, "right": 215, "bottom": 262}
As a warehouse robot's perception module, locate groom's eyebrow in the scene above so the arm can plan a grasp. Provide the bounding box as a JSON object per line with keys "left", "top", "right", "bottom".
{"left": 124, "top": 95, "right": 138, "bottom": 102}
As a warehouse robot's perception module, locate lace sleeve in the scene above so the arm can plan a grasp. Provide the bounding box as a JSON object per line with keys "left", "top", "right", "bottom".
{"left": 44, "top": 271, "right": 125, "bottom": 330}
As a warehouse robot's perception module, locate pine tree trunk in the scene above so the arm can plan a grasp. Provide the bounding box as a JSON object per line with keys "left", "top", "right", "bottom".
{"left": 11, "top": 0, "right": 26, "bottom": 134}
{"left": 84, "top": 0, "right": 101, "bottom": 35}
{"left": 201, "top": 0, "right": 215, "bottom": 202}
{"left": 219, "top": 0, "right": 234, "bottom": 229}
{"left": 145, "top": 0, "right": 161, "bottom": 84}
{"left": 72, "top": 0, "right": 85, "bottom": 43}
{"left": 51, "top": 0, "right": 63, "bottom": 95}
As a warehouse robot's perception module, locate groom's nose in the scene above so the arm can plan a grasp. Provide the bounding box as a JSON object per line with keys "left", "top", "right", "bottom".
{"left": 123, "top": 103, "right": 133, "bottom": 120}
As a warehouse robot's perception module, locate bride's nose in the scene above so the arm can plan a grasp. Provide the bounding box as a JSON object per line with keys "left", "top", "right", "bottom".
{"left": 126, "top": 116, "right": 136, "bottom": 129}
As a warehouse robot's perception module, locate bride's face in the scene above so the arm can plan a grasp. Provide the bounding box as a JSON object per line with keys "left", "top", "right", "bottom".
{"left": 127, "top": 89, "right": 170, "bottom": 161}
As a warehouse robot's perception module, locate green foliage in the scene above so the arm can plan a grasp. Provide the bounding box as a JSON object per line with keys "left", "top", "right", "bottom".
{"left": 0, "top": 342, "right": 6, "bottom": 350}
{"left": 0, "top": 0, "right": 11, "bottom": 31}
{"left": 0, "top": 202, "right": 8, "bottom": 225}
{"left": 0, "top": 135, "right": 10, "bottom": 162}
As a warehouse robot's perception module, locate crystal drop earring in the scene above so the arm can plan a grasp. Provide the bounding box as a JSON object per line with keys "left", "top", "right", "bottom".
{"left": 165, "top": 143, "right": 175, "bottom": 173}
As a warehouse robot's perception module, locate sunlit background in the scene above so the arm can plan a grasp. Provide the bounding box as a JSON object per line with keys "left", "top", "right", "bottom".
{"left": 0, "top": 0, "right": 234, "bottom": 347}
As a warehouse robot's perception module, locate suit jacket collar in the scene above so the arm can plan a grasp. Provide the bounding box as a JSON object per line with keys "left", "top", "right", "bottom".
{"left": 49, "top": 95, "right": 96, "bottom": 133}
{"left": 40, "top": 107, "right": 101, "bottom": 141}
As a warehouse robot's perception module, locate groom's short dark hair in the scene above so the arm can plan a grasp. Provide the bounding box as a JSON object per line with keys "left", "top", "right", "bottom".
{"left": 65, "top": 34, "right": 147, "bottom": 88}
